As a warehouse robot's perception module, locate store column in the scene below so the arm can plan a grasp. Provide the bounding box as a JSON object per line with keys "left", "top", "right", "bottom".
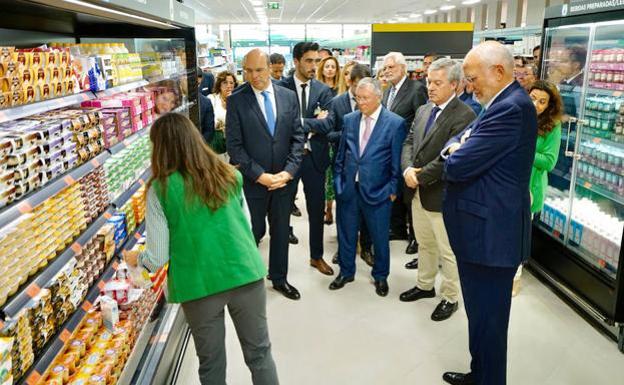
{"left": 487, "top": 0, "right": 503, "bottom": 30}
{"left": 526, "top": 0, "right": 547, "bottom": 26}
{"left": 473, "top": 3, "right": 488, "bottom": 31}
{"left": 505, "top": 0, "right": 524, "bottom": 27}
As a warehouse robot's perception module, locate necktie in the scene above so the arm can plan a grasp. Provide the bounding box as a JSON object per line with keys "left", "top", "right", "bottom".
{"left": 387, "top": 86, "right": 397, "bottom": 110}
{"left": 300, "top": 83, "right": 308, "bottom": 118}
{"left": 360, "top": 116, "right": 373, "bottom": 155}
{"left": 423, "top": 106, "right": 441, "bottom": 136}
{"left": 261, "top": 90, "right": 276, "bottom": 136}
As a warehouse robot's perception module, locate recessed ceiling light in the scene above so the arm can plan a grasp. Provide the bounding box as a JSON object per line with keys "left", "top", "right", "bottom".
{"left": 409, "top": 13, "right": 422, "bottom": 18}
{"left": 397, "top": 17, "right": 408, "bottom": 21}
{"left": 424, "top": 9, "right": 437, "bottom": 14}
{"left": 462, "top": 0, "right": 481, "bottom": 4}
{"left": 440, "top": 5, "right": 456, "bottom": 10}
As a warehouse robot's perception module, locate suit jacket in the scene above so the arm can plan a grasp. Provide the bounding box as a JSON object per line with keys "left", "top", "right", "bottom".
{"left": 226, "top": 83, "right": 305, "bottom": 198}
{"left": 401, "top": 97, "right": 476, "bottom": 211}
{"left": 382, "top": 78, "right": 427, "bottom": 129}
{"left": 458, "top": 92, "right": 482, "bottom": 116}
{"left": 199, "top": 72, "right": 215, "bottom": 96}
{"left": 327, "top": 92, "right": 353, "bottom": 153}
{"left": 442, "top": 81, "right": 537, "bottom": 268}
{"left": 334, "top": 107, "right": 407, "bottom": 206}
{"left": 198, "top": 93, "right": 215, "bottom": 143}
{"left": 278, "top": 76, "right": 335, "bottom": 172}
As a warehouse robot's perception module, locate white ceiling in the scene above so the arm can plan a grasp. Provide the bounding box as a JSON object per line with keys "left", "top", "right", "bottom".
{"left": 187, "top": 0, "right": 474, "bottom": 24}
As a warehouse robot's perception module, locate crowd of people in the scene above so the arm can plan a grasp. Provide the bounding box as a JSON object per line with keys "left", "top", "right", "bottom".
{"left": 124, "top": 40, "right": 564, "bottom": 385}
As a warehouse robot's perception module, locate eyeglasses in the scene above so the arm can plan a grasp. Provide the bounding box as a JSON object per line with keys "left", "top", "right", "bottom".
{"left": 355, "top": 95, "right": 375, "bottom": 102}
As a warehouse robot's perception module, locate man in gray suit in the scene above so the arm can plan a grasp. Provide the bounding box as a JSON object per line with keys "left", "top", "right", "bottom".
{"left": 381, "top": 52, "right": 428, "bottom": 257}
{"left": 398, "top": 58, "right": 476, "bottom": 321}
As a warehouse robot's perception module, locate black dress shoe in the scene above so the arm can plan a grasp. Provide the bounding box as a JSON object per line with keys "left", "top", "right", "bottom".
{"left": 360, "top": 249, "right": 374, "bottom": 267}
{"left": 273, "top": 282, "right": 301, "bottom": 300}
{"left": 289, "top": 231, "right": 299, "bottom": 245}
{"left": 405, "top": 239, "right": 418, "bottom": 254}
{"left": 399, "top": 286, "right": 435, "bottom": 302}
{"left": 405, "top": 258, "right": 419, "bottom": 269}
{"left": 442, "top": 372, "right": 475, "bottom": 385}
{"left": 291, "top": 204, "right": 302, "bottom": 217}
{"left": 374, "top": 279, "right": 389, "bottom": 297}
{"left": 389, "top": 231, "right": 408, "bottom": 241}
{"left": 431, "top": 300, "right": 459, "bottom": 321}
{"left": 331, "top": 251, "right": 339, "bottom": 264}
{"left": 329, "top": 275, "right": 354, "bottom": 290}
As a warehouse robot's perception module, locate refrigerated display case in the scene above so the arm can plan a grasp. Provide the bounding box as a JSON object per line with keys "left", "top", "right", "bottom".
{"left": 0, "top": 0, "right": 196, "bottom": 383}
{"left": 531, "top": 3, "right": 624, "bottom": 352}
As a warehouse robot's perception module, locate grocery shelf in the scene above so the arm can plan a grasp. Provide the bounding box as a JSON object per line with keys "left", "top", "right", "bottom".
{"left": 17, "top": 221, "right": 145, "bottom": 385}
{"left": 108, "top": 126, "right": 151, "bottom": 155}
{"left": 0, "top": 92, "right": 94, "bottom": 124}
{"left": 586, "top": 85, "right": 624, "bottom": 96}
{"left": 0, "top": 150, "right": 112, "bottom": 230}
{"left": 576, "top": 176, "right": 624, "bottom": 206}
{"left": 95, "top": 79, "right": 150, "bottom": 97}
{"left": 582, "top": 132, "right": 624, "bottom": 148}
{"left": 1, "top": 206, "right": 115, "bottom": 320}
{"left": 112, "top": 167, "right": 152, "bottom": 209}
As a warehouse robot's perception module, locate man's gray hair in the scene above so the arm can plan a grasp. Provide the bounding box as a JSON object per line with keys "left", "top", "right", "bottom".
{"left": 383, "top": 51, "right": 407, "bottom": 67}
{"left": 467, "top": 41, "right": 515, "bottom": 73}
{"left": 356, "top": 77, "right": 383, "bottom": 98}
{"left": 242, "top": 48, "right": 271, "bottom": 68}
{"left": 428, "top": 58, "right": 463, "bottom": 83}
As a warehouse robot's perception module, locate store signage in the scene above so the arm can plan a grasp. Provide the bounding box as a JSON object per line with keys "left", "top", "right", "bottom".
{"left": 267, "top": 2, "right": 281, "bottom": 9}
{"left": 563, "top": 0, "right": 624, "bottom": 16}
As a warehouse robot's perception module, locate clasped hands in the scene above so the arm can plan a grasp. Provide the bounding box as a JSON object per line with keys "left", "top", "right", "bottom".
{"left": 257, "top": 171, "right": 292, "bottom": 191}
{"left": 405, "top": 167, "right": 422, "bottom": 189}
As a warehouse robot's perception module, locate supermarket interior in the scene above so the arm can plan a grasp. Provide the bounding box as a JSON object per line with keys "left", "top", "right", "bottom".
{"left": 0, "top": 0, "right": 624, "bottom": 384}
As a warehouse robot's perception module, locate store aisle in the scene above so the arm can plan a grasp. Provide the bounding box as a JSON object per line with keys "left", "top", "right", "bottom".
{"left": 175, "top": 197, "right": 624, "bottom": 385}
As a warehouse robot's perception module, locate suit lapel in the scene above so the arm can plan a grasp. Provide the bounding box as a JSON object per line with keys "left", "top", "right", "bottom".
{"left": 418, "top": 98, "right": 458, "bottom": 150}
{"left": 242, "top": 84, "right": 272, "bottom": 138}
{"left": 391, "top": 79, "right": 410, "bottom": 112}
{"left": 306, "top": 80, "right": 321, "bottom": 117}
{"left": 342, "top": 93, "right": 352, "bottom": 113}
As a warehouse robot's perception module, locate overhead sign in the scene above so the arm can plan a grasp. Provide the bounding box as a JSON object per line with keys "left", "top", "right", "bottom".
{"left": 547, "top": 0, "right": 624, "bottom": 18}
{"left": 267, "top": 2, "right": 281, "bottom": 10}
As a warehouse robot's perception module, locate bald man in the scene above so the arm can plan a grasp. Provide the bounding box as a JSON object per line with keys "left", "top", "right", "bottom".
{"left": 226, "top": 49, "right": 305, "bottom": 300}
{"left": 441, "top": 42, "right": 537, "bottom": 385}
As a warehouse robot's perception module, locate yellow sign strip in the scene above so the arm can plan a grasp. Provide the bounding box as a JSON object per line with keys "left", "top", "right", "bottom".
{"left": 372, "top": 23, "right": 474, "bottom": 32}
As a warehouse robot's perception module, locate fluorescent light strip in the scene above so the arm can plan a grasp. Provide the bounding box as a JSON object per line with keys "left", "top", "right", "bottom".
{"left": 43, "top": 0, "right": 177, "bottom": 28}
{"left": 424, "top": 9, "right": 437, "bottom": 14}
{"left": 462, "top": 0, "right": 481, "bottom": 4}
{"left": 440, "top": 5, "right": 456, "bottom": 10}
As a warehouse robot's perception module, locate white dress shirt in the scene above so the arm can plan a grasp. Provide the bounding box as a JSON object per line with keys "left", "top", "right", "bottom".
{"left": 252, "top": 82, "right": 277, "bottom": 124}
{"left": 356, "top": 104, "right": 383, "bottom": 181}
{"left": 403, "top": 94, "right": 456, "bottom": 176}
{"left": 391, "top": 75, "right": 408, "bottom": 95}
{"left": 294, "top": 75, "right": 313, "bottom": 150}
{"left": 207, "top": 93, "right": 227, "bottom": 128}
{"left": 348, "top": 89, "right": 357, "bottom": 111}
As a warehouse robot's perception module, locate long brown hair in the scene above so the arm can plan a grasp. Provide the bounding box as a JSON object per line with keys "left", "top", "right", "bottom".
{"left": 529, "top": 80, "right": 563, "bottom": 136}
{"left": 337, "top": 60, "right": 356, "bottom": 95}
{"left": 316, "top": 56, "right": 340, "bottom": 91}
{"left": 148, "top": 113, "right": 237, "bottom": 211}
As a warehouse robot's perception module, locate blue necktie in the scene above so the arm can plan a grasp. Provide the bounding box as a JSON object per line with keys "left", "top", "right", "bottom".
{"left": 423, "top": 106, "right": 441, "bottom": 136}
{"left": 262, "top": 90, "right": 276, "bottom": 136}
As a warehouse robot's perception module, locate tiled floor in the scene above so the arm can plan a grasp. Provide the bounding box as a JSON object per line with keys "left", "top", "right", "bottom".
{"left": 175, "top": 200, "right": 624, "bottom": 385}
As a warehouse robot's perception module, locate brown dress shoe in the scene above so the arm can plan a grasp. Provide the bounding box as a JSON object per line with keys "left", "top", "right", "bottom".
{"left": 310, "top": 258, "right": 334, "bottom": 276}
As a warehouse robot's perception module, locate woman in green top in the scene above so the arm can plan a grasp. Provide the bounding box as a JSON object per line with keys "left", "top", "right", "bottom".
{"left": 124, "top": 113, "right": 279, "bottom": 385}
{"left": 514, "top": 80, "right": 563, "bottom": 296}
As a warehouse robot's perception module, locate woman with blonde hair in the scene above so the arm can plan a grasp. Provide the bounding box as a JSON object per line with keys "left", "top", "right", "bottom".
{"left": 316, "top": 56, "right": 340, "bottom": 97}
{"left": 337, "top": 60, "right": 356, "bottom": 95}
{"left": 124, "top": 113, "right": 279, "bottom": 385}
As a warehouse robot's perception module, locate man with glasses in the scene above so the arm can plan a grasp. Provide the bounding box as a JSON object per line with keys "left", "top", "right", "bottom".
{"left": 330, "top": 77, "right": 406, "bottom": 297}
{"left": 381, "top": 51, "right": 428, "bottom": 260}
{"left": 226, "top": 49, "right": 305, "bottom": 300}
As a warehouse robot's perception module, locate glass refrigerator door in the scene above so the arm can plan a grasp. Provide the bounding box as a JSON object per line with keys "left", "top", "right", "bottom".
{"left": 569, "top": 22, "right": 624, "bottom": 281}
{"left": 539, "top": 24, "right": 592, "bottom": 242}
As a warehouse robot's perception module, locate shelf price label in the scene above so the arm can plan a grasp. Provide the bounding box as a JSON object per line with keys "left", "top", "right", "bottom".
{"left": 81, "top": 300, "right": 92, "bottom": 312}
{"left": 17, "top": 201, "right": 33, "bottom": 214}
{"left": 26, "top": 283, "right": 41, "bottom": 299}
{"left": 583, "top": 181, "right": 592, "bottom": 189}
{"left": 26, "top": 371, "right": 41, "bottom": 385}
{"left": 59, "top": 328, "right": 71, "bottom": 343}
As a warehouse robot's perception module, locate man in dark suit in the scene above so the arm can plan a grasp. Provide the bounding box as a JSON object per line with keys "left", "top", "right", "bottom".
{"left": 417, "top": 52, "right": 439, "bottom": 89}
{"left": 381, "top": 51, "right": 428, "bottom": 258}
{"left": 226, "top": 49, "right": 305, "bottom": 300}
{"left": 197, "top": 68, "right": 215, "bottom": 143}
{"left": 399, "top": 58, "right": 476, "bottom": 322}
{"left": 328, "top": 64, "right": 374, "bottom": 266}
{"left": 270, "top": 53, "right": 286, "bottom": 81}
{"left": 279, "top": 42, "right": 335, "bottom": 276}
{"left": 441, "top": 42, "right": 537, "bottom": 385}
{"left": 330, "top": 78, "right": 406, "bottom": 297}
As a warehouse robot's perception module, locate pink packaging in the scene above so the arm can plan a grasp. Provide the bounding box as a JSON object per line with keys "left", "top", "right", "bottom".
{"left": 83, "top": 96, "right": 141, "bottom": 116}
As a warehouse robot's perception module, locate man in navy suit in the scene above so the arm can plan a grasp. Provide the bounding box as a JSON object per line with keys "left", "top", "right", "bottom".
{"left": 279, "top": 42, "right": 335, "bottom": 276}
{"left": 330, "top": 77, "right": 406, "bottom": 297}
{"left": 328, "top": 64, "right": 375, "bottom": 266}
{"left": 441, "top": 42, "right": 537, "bottom": 385}
{"left": 226, "top": 49, "right": 305, "bottom": 300}
{"left": 456, "top": 78, "right": 482, "bottom": 117}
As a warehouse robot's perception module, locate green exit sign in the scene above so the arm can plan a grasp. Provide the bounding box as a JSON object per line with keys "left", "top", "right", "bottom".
{"left": 267, "top": 2, "right": 280, "bottom": 9}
